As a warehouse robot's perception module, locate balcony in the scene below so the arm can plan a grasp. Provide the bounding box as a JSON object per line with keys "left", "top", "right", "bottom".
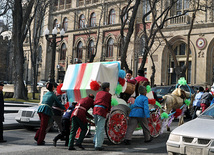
{"left": 169, "top": 15, "right": 190, "bottom": 25}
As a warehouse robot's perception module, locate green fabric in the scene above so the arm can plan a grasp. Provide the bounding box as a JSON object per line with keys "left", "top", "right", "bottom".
{"left": 37, "top": 91, "right": 65, "bottom": 116}
{"left": 80, "top": 63, "right": 93, "bottom": 98}
{"left": 68, "top": 116, "right": 88, "bottom": 147}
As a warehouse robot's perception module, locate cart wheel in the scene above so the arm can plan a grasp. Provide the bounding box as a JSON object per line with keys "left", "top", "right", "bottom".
{"left": 105, "top": 110, "right": 128, "bottom": 144}
{"left": 148, "top": 112, "right": 162, "bottom": 138}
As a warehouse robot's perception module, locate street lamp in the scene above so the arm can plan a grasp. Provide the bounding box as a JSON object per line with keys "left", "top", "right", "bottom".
{"left": 44, "top": 27, "right": 65, "bottom": 86}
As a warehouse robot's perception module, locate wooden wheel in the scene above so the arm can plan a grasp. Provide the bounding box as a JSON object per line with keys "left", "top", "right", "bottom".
{"left": 105, "top": 110, "right": 128, "bottom": 144}
{"left": 148, "top": 111, "right": 162, "bottom": 138}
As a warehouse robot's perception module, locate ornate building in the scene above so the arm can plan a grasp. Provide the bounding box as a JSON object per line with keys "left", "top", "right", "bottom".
{"left": 28, "top": 0, "right": 214, "bottom": 87}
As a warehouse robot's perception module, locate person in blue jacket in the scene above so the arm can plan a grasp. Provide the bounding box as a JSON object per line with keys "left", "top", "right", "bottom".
{"left": 124, "top": 85, "right": 152, "bottom": 145}
{"left": 34, "top": 82, "right": 66, "bottom": 145}
{"left": 53, "top": 101, "right": 77, "bottom": 147}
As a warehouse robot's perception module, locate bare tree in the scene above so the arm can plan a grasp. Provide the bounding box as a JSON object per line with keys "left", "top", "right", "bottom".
{"left": 120, "top": 0, "right": 141, "bottom": 70}
{"left": 12, "top": 0, "right": 42, "bottom": 99}
{"left": 28, "top": 0, "right": 50, "bottom": 99}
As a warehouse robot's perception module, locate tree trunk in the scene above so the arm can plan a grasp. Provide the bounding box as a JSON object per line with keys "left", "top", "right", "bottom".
{"left": 120, "top": 0, "right": 140, "bottom": 70}
{"left": 12, "top": 0, "right": 27, "bottom": 99}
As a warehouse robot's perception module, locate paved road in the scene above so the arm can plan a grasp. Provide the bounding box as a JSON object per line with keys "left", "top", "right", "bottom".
{"left": 1, "top": 128, "right": 170, "bottom": 155}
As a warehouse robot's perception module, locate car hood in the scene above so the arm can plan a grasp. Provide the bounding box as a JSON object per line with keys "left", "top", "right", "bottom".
{"left": 171, "top": 117, "right": 214, "bottom": 139}
{"left": 19, "top": 106, "right": 39, "bottom": 111}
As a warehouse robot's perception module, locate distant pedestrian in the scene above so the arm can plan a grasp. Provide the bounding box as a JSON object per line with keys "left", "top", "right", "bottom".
{"left": 192, "top": 87, "right": 204, "bottom": 119}
{"left": 200, "top": 88, "right": 213, "bottom": 112}
{"left": 34, "top": 82, "right": 65, "bottom": 145}
{"left": 68, "top": 94, "right": 94, "bottom": 150}
{"left": 93, "top": 82, "right": 112, "bottom": 151}
{"left": 135, "top": 69, "right": 149, "bottom": 97}
{"left": 53, "top": 101, "right": 77, "bottom": 147}
{"left": 124, "top": 85, "right": 152, "bottom": 145}
{"left": 0, "top": 83, "right": 6, "bottom": 143}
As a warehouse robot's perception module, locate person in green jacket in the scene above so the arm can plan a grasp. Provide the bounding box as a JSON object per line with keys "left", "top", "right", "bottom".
{"left": 34, "top": 82, "right": 66, "bottom": 145}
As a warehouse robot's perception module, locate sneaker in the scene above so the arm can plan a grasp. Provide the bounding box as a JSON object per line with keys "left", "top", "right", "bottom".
{"left": 37, "top": 141, "right": 45, "bottom": 145}
{"left": 124, "top": 139, "right": 131, "bottom": 145}
{"left": 0, "top": 140, "right": 7, "bottom": 143}
{"left": 75, "top": 143, "right": 85, "bottom": 150}
{"left": 68, "top": 147, "right": 76, "bottom": 150}
{"left": 95, "top": 147, "right": 104, "bottom": 151}
{"left": 34, "top": 137, "right": 38, "bottom": 142}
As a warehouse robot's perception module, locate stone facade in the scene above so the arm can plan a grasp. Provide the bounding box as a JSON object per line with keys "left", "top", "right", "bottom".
{"left": 27, "top": 0, "right": 214, "bottom": 87}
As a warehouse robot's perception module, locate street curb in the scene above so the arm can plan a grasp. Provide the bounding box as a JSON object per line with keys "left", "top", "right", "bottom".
{"left": 3, "top": 123, "right": 23, "bottom": 130}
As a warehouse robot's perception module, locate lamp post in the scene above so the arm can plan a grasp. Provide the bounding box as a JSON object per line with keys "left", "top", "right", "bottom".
{"left": 44, "top": 27, "right": 65, "bottom": 85}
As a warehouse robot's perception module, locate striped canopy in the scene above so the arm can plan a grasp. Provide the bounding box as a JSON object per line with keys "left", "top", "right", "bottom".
{"left": 61, "top": 61, "right": 120, "bottom": 102}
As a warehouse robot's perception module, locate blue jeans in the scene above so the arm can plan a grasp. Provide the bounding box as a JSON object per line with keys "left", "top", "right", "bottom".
{"left": 93, "top": 115, "right": 106, "bottom": 148}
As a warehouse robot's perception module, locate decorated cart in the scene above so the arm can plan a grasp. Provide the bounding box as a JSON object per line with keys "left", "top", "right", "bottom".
{"left": 61, "top": 61, "right": 162, "bottom": 144}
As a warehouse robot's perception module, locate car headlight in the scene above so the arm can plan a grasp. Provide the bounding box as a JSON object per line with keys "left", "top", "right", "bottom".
{"left": 168, "top": 134, "right": 180, "bottom": 142}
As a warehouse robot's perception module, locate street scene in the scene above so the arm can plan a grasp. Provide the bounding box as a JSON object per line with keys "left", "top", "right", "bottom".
{"left": 2, "top": 103, "right": 178, "bottom": 155}
{"left": 1, "top": 0, "right": 214, "bottom": 155}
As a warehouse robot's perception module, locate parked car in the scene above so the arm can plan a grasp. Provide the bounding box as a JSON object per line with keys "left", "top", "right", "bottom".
{"left": 151, "top": 85, "right": 195, "bottom": 101}
{"left": 15, "top": 106, "right": 40, "bottom": 128}
{"left": 15, "top": 106, "right": 59, "bottom": 130}
{"left": 37, "top": 80, "right": 47, "bottom": 87}
{"left": 166, "top": 104, "right": 214, "bottom": 155}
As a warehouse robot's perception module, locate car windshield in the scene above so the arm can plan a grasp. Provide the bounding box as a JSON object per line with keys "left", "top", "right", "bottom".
{"left": 199, "top": 105, "right": 214, "bottom": 119}
{"left": 153, "top": 87, "right": 170, "bottom": 96}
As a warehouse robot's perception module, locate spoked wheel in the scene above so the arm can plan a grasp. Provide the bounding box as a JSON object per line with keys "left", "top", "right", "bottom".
{"left": 105, "top": 110, "right": 128, "bottom": 144}
{"left": 148, "top": 111, "right": 162, "bottom": 138}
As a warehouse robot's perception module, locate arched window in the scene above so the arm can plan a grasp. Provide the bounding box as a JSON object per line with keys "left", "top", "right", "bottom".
{"left": 139, "top": 35, "right": 145, "bottom": 56}
{"left": 53, "top": 19, "right": 58, "bottom": 29}
{"left": 90, "top": 12, "right": 96, "bottom": 27}
{"left": 63, "top": 17, "right": 68, "bottom": 31}
{"left": 60, "top": 43, "right": 66, "bottom": 60}
{"left": 38, "top": 46, "right": 42, "bottom": 62}
{"left": 88, "top": 40, "right": 94, "bottom": 59}
{"left": 109, "top": 9, "right": 116, "bottom": 24}
{"left": 107, "top": 38, "right": 114, "bottom": 57}
{"left": 79, "top": 14, "right": 85, "bottom": 28}
{"left": 143, "top": 0, "right": 150, "bottom": 21}
{"left": 170, "top": 42, "right": 192, "bottom": 84}
{"left": 77, "top": 41, "right": 83, "bottom": 59}
{"left": 121, "top": 7, "right": 128, "bottom": 23}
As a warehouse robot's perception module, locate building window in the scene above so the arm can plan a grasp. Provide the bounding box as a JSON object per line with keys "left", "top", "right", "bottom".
{"left": 63, "top": 17, "right": 68, "bottom": 31}
{"left": 53, "top": 19, "right": 58, "bottom": 29}
{"left": 77, "top": 41, "right": 83, "bottom": 59}
{"left": 139, "top": 35, "right": 146, "bottom": 56}
{"left": 66, "top": 0, "right": 71, "bottom": 9}
{"left": 107, "top": 38, "right": 114, "bottom": 57}
{"left": 143, "top": 0, "right": 150, "bottom": 21}
{"left": 59, "top": 0, "right": 64, "bottom": 10}
{"left": 170, "top": 42, "right": 192, "bottom": 84}
{"left": 172, "top": 0, "right": 189, "bottom": 16}
{"left": 88, "top": 40, "right": 94, "bottom": 59}
{"left": 121, "top": 7, "right": 128, "bottom": 23}
{"left": 79, "top": 14, "right": 85, "bottom": 28}
{"left": 60, "top": 43, "right": 66, "bottom": 60}
{"left": 78, "top": 0, "right": 84, "bottom": 6}
{"left": 109, "top": 9, "right": 116, "bottom": 24}
{"left": 90, "top": 12, "right": 96, "bottom": 27}
{"left": 54, "top": 0, "right": 58, "bottom": 10}
{"left": 38, "top": 46, "right": 42, "bottom": 62}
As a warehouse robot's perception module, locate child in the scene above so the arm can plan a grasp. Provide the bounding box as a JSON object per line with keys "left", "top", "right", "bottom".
{"left": 53, "top": 101, "right": 77, "bottom": 146}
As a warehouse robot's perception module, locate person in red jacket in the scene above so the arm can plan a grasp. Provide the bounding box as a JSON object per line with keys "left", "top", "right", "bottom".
{"left": 93, "top": 82, "right": 112, "bottom": 151}
{"left": 68, "top": 94, "right": 94, "bottom": 150}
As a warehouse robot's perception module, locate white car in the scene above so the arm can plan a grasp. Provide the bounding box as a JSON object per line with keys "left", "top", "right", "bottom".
{"left": 166, "top": 104, "right": 214, "bottom": 155}
{"left": 15, "top": 106, "right": 40, "bottom": 128}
